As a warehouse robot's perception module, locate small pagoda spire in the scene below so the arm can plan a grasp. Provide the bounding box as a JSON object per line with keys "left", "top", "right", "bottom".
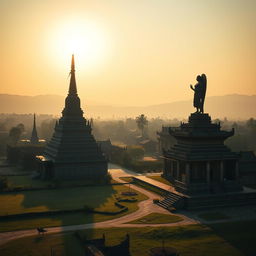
{"left": 68, "top": 54, "right": 77, "bottom": 95}
{"left": 30, "top": 113, "right": 39, "bottom": 144}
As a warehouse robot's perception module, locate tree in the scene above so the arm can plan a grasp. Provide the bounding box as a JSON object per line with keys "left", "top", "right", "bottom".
{"left": 122, "top": 151, "right": 132, "bottom": 166}
{"left": 17, "top": 123, "right": 25, "bottom": 133}
{"left": 136, "top": 114, "right": 148, "bottom": 137}
{"left": 127, "top": 145, "right": 145, "bottom": 160}
{"left": 8, "top": 124, "right": 24, "bottom": 145}
{"left": 0, "top": 176, "right": 8, "bottom": 191}
{"left": 246, "top": 118, "right": 256, "bottom": 129}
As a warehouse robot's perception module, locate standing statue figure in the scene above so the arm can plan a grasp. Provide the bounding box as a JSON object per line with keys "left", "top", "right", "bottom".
{"left": 190, "top": 74, "right": 207, "bottom": 113}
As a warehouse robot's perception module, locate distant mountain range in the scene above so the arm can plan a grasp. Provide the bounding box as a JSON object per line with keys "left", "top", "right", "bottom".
{"left": 0, "top": 94, "right": 255, "bottom": 120}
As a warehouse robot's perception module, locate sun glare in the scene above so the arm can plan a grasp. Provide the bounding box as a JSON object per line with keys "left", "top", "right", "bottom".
{"left": 50, "top": 19, "right": 109, "bottom": 70}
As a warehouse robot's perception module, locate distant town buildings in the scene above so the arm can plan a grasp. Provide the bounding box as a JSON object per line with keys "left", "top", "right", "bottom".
{"left": 7, "top": 114, "right": 45, "bottom": 169}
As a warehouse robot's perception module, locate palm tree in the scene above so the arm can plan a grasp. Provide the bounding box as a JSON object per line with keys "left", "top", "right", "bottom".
{"left": 136, "top": 114, "right": 148, "bottom": 137}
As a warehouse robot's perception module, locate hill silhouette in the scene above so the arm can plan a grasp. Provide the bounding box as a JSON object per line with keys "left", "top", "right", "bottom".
{"left": 0, "top": 94, "right": 255, "bottom": 119}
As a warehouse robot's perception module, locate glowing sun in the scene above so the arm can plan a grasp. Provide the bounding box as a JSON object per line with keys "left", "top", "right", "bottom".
{"left": 50, "top": 19, "right": 109, "bottom": 70}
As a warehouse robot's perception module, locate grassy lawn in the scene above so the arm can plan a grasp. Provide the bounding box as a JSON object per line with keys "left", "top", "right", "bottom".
{"left": 127, "top": 213, "right": 183, "bottom": 224}
{"left": 0, "top": 184, "right": 148, "bottom": 232}
{"left": 132, "top": 179, "right": 166, "bottom": 196}
{"left": 146, "top": 175, "right": 173, "bottom": 186}
{"left": 119, "top": 177, "right": 166, "bottom": 196}
{"left": 119, "top": 177, "right": 133, "bottom": 183}
{"left": 0, "top": 210, "right": 136, "bottom": 233}
{"left": 7, "top": 175, "right": 52, "bottom": 189}
{"left": 2, "top": 220, "right": 256, "bottom": 256}
{"left": 198, "top": 211, "right": 231, "bottom": 221}
{"left": 118, "top": 177, "right": 166, "bottom": 197}
{"left": 0, "top": 185, "right": 147, "bottom": 216}
{"left": 7, "top": 175, "right": 117, "bottom": 189}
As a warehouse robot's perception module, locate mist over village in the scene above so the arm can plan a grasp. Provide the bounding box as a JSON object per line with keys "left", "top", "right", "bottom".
{"left": 0, "top": 1, "right": 256, "bottom": 256}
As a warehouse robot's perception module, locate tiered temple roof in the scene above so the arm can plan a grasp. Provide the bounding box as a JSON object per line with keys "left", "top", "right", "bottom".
{"left": 39, "top": 55, "right": 107, "bottom": 179}
{"left": 165, "top": 113, "right": 238, "bottom": 161}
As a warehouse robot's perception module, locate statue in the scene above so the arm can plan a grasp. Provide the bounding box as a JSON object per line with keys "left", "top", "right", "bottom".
{"left": 190, "top": 74, "right": 207, "bottom": 113}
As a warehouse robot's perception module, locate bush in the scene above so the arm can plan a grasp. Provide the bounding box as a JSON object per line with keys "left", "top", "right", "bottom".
{"left": 129, "top": 160, "right": 163, "bottom": 172}
{"left": 115, "top": 202, "right": 125, "bottom": 208}
{"left": 122, "top": 151, "right": 133, "bottom": 166}
{"left": 127, "top": 145, "right": 145, "bottom": 160}
{"left": 0, "top": 176, "right": 8, "bottom": 191}
{"left": 83, "top": 205, "right": 94, "bottom": 213}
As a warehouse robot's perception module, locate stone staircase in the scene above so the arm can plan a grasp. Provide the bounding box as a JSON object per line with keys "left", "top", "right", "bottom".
{"left": 157, "top": 192, "right": 185, "bottom": 211}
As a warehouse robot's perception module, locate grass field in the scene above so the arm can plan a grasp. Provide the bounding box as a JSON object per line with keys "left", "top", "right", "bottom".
{"left": 119, "top": 176, "right": 166, "bottom": 196}
{"left": 146, "top": 175, "right": 173, "bottom": 186}
{"left": 0, "top": 185, "right": 147, "bottom": 216}
{"left": 133, "top": 179, "right": 166, "bottom": 196}
{"left": 0, "top": 184, "right": 148, "bottom": 232}
{"left": 127, "top": 213, "right": 183, "bottom": 224}
{"left": 7, "top": 175, "right": 117, "bottom": 189}
{"left": 198, "top": 211, "right": 231, "bottom": 221}
{"left": 1, "top": 220, "right": 256, "bottom": 256}
{"left": 7, "top": 175, "right": 52, "bottom": 189}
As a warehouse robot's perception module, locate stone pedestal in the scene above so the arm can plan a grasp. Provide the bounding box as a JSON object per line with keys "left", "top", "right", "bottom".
{"left": 161, "top": 113, "right": 242, "bottom": 195}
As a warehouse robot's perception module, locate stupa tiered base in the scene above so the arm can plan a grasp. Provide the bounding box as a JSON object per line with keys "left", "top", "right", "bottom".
{"left": 37, "top": 55, "right": 107, "bottom": 180}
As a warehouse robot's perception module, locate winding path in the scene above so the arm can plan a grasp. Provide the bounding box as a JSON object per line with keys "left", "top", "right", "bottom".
{"left": 0, "top": 165, "right": 198, "bottom": 246}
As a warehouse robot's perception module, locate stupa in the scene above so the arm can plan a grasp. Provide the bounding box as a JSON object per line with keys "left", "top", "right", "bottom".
{"left": 37, "top": 55, "right": 108, "bottom": 180}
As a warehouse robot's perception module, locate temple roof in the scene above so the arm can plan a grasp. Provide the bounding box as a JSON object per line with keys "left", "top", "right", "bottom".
{"left": 169, "top": 113, "right": 234, "bottom": 140}
{"left": 43, "top": 55, "right": 106, "bottom": 164}
{"left": 162, "top": 113, "right": 238, "bottom": 161}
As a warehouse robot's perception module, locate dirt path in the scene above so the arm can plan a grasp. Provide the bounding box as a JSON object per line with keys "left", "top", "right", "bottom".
{"left": 0, "top": 165, "right": 198, "bottom": 246}
{"left": 2, "top": 165, "right": 256, "bottom": 246}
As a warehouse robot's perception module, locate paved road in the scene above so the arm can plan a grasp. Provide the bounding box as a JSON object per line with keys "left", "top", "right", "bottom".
{"left": 0, "top": 164, "right": 198, "bottom": 246}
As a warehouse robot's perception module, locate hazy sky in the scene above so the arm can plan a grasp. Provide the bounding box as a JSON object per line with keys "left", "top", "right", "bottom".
{"left": 1, "top": 0, "right": 256, "bottom": 106}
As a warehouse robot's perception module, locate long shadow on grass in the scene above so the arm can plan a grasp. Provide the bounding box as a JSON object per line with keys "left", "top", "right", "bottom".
{"left": 19, "top": 184, "right": 118, "bottom": 255}
{"left": 208, "top": 220, "right": 256, "bottom": 256}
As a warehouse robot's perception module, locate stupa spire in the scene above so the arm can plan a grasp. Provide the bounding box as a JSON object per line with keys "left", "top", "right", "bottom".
{"left": 62, "top": 54, "right": 83, "bottom": 117}
{"left": 30, "top": 113, "right": 39, "bottom": 144}
{"left": 68, "top": 54, "right": 77, "bottom": 95}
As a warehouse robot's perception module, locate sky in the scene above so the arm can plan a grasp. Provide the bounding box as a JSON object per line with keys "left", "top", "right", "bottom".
{"left": 1, "top": 0, "right": 256, "bottom": 106}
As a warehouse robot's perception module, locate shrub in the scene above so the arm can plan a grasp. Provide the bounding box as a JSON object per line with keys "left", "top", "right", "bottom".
{"left": 114, "top": 202, "right": 125, "bottom": 208}
{"left": 83, "top": 205, "right": 94, "bottom": 212}
{"left": 0, "top": 176, "right": 8, "bottom": 191}
{"left": 122, "top": 151, "right": 132, "bottom": 166}
{"left": 127, "top": 145, "right": 145, "bottom": 160}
